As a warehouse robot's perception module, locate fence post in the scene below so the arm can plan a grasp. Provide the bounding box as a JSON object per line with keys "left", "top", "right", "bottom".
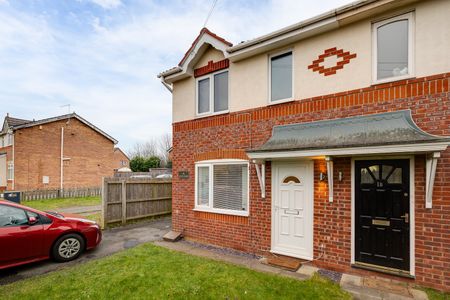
{"left": 101, "top": 178, "right": 107, "bottom": 229}
{"left": 121, "top": 180, "right": 127, "bottom": 225}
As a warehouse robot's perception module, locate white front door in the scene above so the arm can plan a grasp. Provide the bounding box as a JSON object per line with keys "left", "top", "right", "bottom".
{"left": 272, "top": 161, "right": 314, "bottom": 260}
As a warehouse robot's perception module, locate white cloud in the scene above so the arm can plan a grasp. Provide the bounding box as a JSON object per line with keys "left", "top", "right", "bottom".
{"left": 88, "top": 0, "right": 121, "bottom": 9}
{"left": 0, "top": 0, "right": 354, "bottom": 151}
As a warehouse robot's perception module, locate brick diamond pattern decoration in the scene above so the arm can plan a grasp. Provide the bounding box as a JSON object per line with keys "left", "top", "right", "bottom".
{"left": 308, "top": 47, "right": 357, "bottom": 76}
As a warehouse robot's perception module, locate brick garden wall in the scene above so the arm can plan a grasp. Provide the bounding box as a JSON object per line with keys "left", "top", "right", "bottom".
{"left": 172, "top": 73, "right": 450, "bottom": 291}
{"left": 14, "top": 118, "right": 117, "bottom": 191}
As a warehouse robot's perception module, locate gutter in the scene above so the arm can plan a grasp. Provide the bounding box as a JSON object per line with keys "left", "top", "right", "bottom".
{"left": 160, "top": 78, "right": 173, "bottom": 93}
{"left": 227, "top": 0, "right": 380, "bottom": 54}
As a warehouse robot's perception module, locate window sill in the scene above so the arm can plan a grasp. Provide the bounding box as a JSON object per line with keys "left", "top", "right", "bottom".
{"left": 268, "top": 97, "right": 294, "bottom": 106}
{"left": 193, "top": 207, "right": 249, "bottom": 217}
{"left": 372, "top": 74, "right": 415, "bottom": 86}
{"left": 195, "top": 110, "right": 229, "bottom": 119}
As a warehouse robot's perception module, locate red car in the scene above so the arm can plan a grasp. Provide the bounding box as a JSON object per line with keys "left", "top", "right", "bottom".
{"left": 0, "top": 200, "right": 102, "bottom": 269}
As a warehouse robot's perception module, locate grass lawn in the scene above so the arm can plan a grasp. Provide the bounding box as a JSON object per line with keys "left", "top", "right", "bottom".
{"left": 82, "top": 211, "right": 102, "bottom": 224}
{"left": 423, "top": 288, "right": 450, "bottom": 300}
{"left": 21, "top": 196, "right": 101, "bottom": 211}
{"left": 0, "top": 243, "right": 350, "bottom": 300}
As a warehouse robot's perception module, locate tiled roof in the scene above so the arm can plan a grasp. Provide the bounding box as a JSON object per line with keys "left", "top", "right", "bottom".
{"left": 5, "top": 116, "right": 31, "bottom": 127}
{"left": 9, "top": 113, "right": 118, "bottom": 144}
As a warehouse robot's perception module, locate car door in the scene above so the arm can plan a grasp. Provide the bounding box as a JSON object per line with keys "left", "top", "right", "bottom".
{"left": 0, "top": 204, "right": 45, "bottom": 267}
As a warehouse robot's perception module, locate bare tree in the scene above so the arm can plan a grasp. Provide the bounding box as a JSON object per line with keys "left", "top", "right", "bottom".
{"left": 158, "top": 133, "right": 172, "bottom": 167}
{"left": 127, "top": 133, "right": 172, "bottom": 167}
{"left": 128, "top": 139, "right": 158, "bottom": 158}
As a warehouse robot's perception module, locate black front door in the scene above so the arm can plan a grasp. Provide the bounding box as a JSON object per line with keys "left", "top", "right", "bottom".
{"left": 355, "top": 159, "right": 410, "bottom": 271}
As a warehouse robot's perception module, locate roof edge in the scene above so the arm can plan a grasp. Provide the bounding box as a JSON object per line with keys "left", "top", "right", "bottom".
{"left": 158, "top": 28, "right": 232, "bottom": 80}
{"left": 13, "top": 113, "right": 118, "bottom": 145}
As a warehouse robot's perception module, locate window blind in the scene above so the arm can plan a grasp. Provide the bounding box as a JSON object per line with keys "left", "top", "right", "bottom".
{"left": 213, "top": 164, "right": 248, "bottom": 211}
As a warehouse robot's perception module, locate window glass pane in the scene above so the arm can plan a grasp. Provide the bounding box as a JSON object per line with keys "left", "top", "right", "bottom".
{"left": 382, "top": 165, "right": 394, "bottom": 180}
{"left": 7, "top": 162, "right": 13, "bottom": 180}
{"left": 361, "top": 168, "right": 375, "bottom": 184}
{"left": 377, "top": 19, "right": 409, "bottom": 80}
{"left": 387, "top": 168, "right": 402, "bottom": 184}
{"left": 198, "top": 78, "right": 210, "bottom": 114}
{"left": 214, "top": 71, "right": 228, "bottom": 112}
{"left": 283, "top": 176, "right": 301, "bottom": 184}
{"left": 271, "top": 52, "right": 292, "bottom": 101}
{"left": 197, "top": 166, "right": 209, "bottom": 206}
{"left": 368, "top": 165, "right": 380, "bottom": 180}
{"left": 0, "top": 205, "right": 28, "bottom": 227}
{"left": 213, "top": 164, "right": 248, "bottom": 211}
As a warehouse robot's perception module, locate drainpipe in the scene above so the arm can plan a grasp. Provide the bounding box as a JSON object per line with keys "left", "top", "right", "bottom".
{"left": 60, "top": 127, "right": 64, "bottom": 190}
{"left": 11, "top": 131, "right": 14, "bottom": 190}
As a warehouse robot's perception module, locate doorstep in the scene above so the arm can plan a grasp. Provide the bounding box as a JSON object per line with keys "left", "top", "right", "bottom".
{"left": 154, "top": 240, "right": 428, "bottom": 300}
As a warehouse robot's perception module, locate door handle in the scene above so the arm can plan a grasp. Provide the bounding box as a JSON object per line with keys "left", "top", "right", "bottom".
{"left": 401, "top": 213, "right": 409, "bottom": 223}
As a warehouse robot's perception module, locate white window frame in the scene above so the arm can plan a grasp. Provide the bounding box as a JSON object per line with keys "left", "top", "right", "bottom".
{"left": 7, "top": 161, "right": 13, "bottom": 181}
{"left": 194, "top": 159, "right": 249, "bottom": 216}
{"left": 268, "top": 49, "right": 294, "bottom": 104}
{"left": 372, "top": 12, "right": 415, "bottom": 84}
{"left": 195, "top": 69, "right": 229, "bottom": 117}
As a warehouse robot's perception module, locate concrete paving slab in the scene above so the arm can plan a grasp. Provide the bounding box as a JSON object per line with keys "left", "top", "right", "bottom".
{"left": 296, "top": 264, "right": 318, "bottom": 277}
{"left": 409, "top": 288, "right": 429, "bottom": 300}
{"left": 340, "top": 273, "right": 363, "bottom": 287}
{"left": 363, "top": 277, "right": 410, "bottom": 296}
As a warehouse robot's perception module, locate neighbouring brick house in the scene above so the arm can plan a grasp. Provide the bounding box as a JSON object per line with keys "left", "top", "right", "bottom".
{"left": 0, "top": 113, "right": 124, "bottom": 192}
{"left": 113, "top": 147, "right": 130, "bottom": 170}
{"left": 159, "top": 0, "right": 450, "bottom": 291}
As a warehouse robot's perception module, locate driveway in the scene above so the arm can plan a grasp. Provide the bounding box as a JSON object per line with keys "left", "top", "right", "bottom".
{"left": 0, "top": 216, "right": 171, "bottom": 285}
{"left": 58, "top": 205, "right": 101, "bottom": 215}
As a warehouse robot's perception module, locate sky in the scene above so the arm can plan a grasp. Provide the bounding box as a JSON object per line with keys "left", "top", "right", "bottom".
{"left": 0, "top": 0, "right": 353, "bottom": 153}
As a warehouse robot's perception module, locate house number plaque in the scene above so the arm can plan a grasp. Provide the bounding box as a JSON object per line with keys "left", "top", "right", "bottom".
{"left": 178, "top": 171, "right": 189, "bottom": 179}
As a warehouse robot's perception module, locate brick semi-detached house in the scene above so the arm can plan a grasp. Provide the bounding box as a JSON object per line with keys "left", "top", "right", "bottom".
{"left": 159, "top": 0, "right": 450, "bottom": 291}
{"left": 0, "top": 113, "right": 128, "bottom": 192}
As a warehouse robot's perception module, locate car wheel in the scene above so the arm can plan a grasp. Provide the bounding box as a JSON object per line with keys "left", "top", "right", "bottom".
{"left": 52, "top": 234, "right": 85, "bottom": 262}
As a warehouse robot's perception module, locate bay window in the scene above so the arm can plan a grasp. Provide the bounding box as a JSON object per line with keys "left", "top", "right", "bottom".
{"left": 195, "top": 160, "right": 249, "bottom": 216}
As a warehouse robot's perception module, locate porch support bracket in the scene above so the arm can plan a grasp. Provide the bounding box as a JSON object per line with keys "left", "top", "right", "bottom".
{"left": 325, "top": 156, "right": 334, "bottom": 203}
{"left": 425, "top": 151, "right": 440, "bottom": 209}
{"left": 253, "top": 160, "right": 266, "bottom": 199}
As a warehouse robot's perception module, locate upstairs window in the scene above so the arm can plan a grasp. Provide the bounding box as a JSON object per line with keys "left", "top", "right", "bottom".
{"left": 196, "top": 70, "right": 228, "bottom": 116}
{"left": 270, "top": 51, "right": 293, "bottom": 103}
{"left": 195, "top": 160, "right": 249, "bottom": 216}
{"left": 373, "top": 13, "right": 414, "bottom": 83}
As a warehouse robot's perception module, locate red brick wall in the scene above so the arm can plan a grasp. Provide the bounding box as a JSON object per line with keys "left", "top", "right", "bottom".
{"left": 14, "top": 118, "right": 117, "bottom": 190}
{"left": 172, "top": 72, "right": 450, "bottom": 291}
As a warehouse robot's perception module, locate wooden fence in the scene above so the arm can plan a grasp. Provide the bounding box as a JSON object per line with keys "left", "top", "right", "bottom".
{"left": 21, "top": 187, "right": 102, "bottom": 201}
{"left": 102, "top": 177, "right": 172, "bottom": 227}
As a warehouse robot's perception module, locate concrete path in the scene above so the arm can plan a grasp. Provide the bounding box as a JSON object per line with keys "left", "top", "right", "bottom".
{"left": 155, "top": 240, "right": 428, "bottom": 300}
{"left": 57, "top": 205, "right": 101, "bottom": 215}
{"left": 0, "top": 216, "right": 171, "bottom": 286}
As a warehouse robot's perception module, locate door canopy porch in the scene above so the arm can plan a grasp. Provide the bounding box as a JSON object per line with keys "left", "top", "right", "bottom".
{"left": 247, "top": 110, "right": 450, "bottom": 207}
